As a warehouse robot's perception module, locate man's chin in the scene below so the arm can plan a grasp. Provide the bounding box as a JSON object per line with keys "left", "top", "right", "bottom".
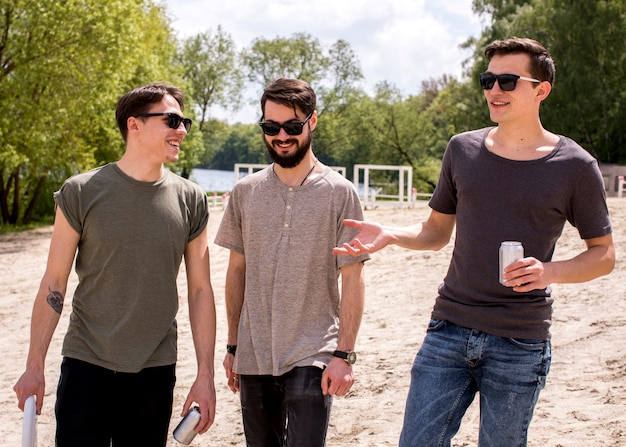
{"left": 273, "top": 158, "right": 298, "bottom": 169}
{"left": 270, "top": 150, "right": 302, "bottom": 169}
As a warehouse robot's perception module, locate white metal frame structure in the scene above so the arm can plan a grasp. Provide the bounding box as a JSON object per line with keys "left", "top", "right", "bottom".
{"left": 353, "top": 164, "right": 414, "bottom": 208}
{"left": 234, "top": 163, "right": 346, "bottom": 183}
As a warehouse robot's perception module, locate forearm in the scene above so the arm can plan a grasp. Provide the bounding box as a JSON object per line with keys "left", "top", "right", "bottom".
{"left": 26, "top": 277, "right": 68, "bottom": 370}
{"left": 390, "top": 216, "right": 454, "bottom": 251}
{"left": 388, "top": 223, "right": 428, "bottom": 250}
{"left": 224, "top": 252, "right": 245, "bottom": 345}
{"left": 188, "top": 287, "right": 217, "bottom": 379}
{"left": 15, "top": 282, "right": 64, "bottom": 409}
{"left": 547, "top": 238, "right": 615, "bottom": 284}
{"left": 337, "top": 262, "right": 365, "bottom": 351}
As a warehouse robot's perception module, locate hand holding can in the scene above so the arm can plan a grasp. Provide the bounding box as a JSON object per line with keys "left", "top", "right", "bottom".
{"left": 499, "top": 241, "right": 524, "bottom": 285}
{"left": 173, "top": 406, "right": 201, "bottom": 445}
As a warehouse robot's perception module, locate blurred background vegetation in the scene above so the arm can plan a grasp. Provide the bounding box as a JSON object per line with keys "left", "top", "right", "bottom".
{"left": 1, "top": 0, "right": 624, "bottom": 226}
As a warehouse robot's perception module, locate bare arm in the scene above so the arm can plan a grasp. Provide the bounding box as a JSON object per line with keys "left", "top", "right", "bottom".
{"left": 332, "top": 209, "right": 456, "bottom": 256}
{"left": 182, "top": 226, "right": 217, "bottom": 433}
{"left": 503, "top": 233, "right": 615, "bottom": 291}
{"left": 321, "top": 260, "right": 365, "bottom": 396}
{"left": 222, "top": 250, "right": 245, "bottom": 393}
{"left": 13, "top": 206, "right": 79, "bottom": 414}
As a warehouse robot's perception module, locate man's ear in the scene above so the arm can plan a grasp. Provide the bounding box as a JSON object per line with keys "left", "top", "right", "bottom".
{"left": 309, "top": 110, "right": 318, "bottom": 131}
{"left": 127, "top": 116, "right": 140, "bottom": 132}
{"left": 536, "top": 81, "right": 552, "bottom": 102}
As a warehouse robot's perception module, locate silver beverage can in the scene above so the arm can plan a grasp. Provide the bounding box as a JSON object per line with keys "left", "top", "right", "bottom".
{"left": 173, "top": 406, "right": 201, "bottom": 445}
{"left": 499, "top": 241, "right": 524, "bottom": 285}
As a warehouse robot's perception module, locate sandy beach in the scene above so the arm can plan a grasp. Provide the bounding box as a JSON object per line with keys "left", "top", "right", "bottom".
{"left": 1, "top": 198, "right": 624, "bottom": 446}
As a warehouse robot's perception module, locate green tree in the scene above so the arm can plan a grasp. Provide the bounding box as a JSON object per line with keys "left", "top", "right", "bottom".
{"left": 311, "top": 39, "right": 366, "bottom": 170}
{"left": 532, "top": 0, "right": 626, "bottom": 162}
{"left": 177, "top": 26, "right": 244, "bottom": 130}
{"left": 175, "top": 26, "right": 245, "bottom": 178}
{"left": 221, "top": 34, "right": 366, "bottom": 172}
{"left": 352, "top": 82, "right": 438, "bottom": 190}
{"left": 211, "top": 124, "right": 268, "bottom": 169}
{"left": 0, "top": 0, "right": 179, "bottom": 225}
{"left": 316, "top": 39, "right": 364, "bottom": 110}
{"left": 469, "top": 0, "right": 626, "bottom": 163}
{"left": 242, "top": 32, "right": 329, "bottom": 88}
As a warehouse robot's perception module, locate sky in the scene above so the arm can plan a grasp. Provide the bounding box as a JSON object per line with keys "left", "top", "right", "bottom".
{"left": 163, "top": 0, "right": 485, "bottom": 124}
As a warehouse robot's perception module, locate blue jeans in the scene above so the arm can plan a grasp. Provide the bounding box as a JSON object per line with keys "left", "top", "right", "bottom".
{"left": 55, "top": 357, "right": 176, "bottom": 447}
{"left": 399, "top": 320, "right": 551, "bottom": 447}
{"left": 239, "top": 366, "right": 332, "bottom": 447}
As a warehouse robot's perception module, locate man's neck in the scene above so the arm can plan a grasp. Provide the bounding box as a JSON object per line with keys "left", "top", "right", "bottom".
{"left": 486, "top": 124, "right": 559, "bottom": 161}
{"left": 273, "top": 154, "right": 319, "bottom": 187}
{"left": 116, "top": 153, "right": 165, "bottom": 182}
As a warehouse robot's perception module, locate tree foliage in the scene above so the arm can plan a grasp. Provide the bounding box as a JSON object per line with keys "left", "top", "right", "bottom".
{"left": 4, "top": 0, "right": 625, "bottom": 226}
{"left": 0, "top": 0, "right": 180, "bottom": 225}
{"left": 177, "top": 26, "right": 243, "bottom": 129}
{"left": 469, "top": 0, "right": 626, "bottom": 162}
{"left": 211, "top": 124, "right": 269, "bottom": 169}
{"left": 241, "top": 32, "right": 329, "bottom": 88}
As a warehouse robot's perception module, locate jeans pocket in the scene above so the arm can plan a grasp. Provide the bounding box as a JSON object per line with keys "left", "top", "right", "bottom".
{"left": 507, "top": 337, "right": 546, "bottom": 350}
{"left": 426, "top": 318, "right": 446, "bottom": 332}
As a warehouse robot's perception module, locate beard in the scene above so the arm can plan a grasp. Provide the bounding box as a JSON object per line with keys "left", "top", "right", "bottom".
{"left": 264, "top": 132, "right": 312, "bottom": 168}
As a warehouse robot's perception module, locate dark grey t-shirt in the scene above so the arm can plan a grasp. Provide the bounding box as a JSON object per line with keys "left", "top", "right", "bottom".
{"left": 429, "top": 128, "right": 612, "bottom": 340}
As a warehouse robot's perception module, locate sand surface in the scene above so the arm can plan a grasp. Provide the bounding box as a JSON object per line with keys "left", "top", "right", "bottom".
{"left": 1, "top": 198, "right": 624, "bottom": 446}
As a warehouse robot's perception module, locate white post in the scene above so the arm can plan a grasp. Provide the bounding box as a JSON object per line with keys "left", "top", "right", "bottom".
{"left": 399, "top": 168, "right": 405, "bottom": 203}
{"left": 618, "top": 175, "right": 625, "bottom": 198}
{"left": 364, "top": 167, "right": 370, "bottom": 203}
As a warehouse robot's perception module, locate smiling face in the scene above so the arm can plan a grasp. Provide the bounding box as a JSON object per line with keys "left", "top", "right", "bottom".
{"left": 133, "top": 94, "right": 188, "bottom": 164}
{"left": 262, "top": 100, "right": 316, "bottom": 169}
{"left": 484, "top": 53, "right": 546, "bottom": 125}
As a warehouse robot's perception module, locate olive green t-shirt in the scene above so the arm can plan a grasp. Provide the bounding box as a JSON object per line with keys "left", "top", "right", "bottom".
{"left": 55, "top": 163, "right": 209, "bottom": 373}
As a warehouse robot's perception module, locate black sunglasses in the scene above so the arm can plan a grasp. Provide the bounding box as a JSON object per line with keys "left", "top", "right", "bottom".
{"left": 137, "top": 112, "right": 192, "bottom": 132}
{"left": 258, "top": 112, "right": 313, "bottom": 136}
{"left": 479, "top": 72, "right": 541, "bottom": 91}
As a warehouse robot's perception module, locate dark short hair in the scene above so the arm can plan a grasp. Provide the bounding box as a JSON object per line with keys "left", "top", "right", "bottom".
{"left": 484, "top": 37, "right": 555, "bottom": 85}
{"left": 115, "top": 83, "right": 185, "bottom": 142}
{"left": 260, "top": 78, "right": 316, "bottom": 119}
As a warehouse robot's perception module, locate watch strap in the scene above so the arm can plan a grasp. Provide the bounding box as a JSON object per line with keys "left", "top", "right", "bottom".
{"left": 332, "top": 350, "right": 357, "bottom": 364}
{"left": 333, "top": 350, "right": 349, "bottom": 359}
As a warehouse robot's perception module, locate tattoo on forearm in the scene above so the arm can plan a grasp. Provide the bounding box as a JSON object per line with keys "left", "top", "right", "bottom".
{"left": 46, "top": 289, "right": 64, "bottom": 314}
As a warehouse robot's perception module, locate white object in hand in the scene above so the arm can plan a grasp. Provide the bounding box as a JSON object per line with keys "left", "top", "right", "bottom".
{"left": 22, "top": 395, "right": 37, "bottom": 447}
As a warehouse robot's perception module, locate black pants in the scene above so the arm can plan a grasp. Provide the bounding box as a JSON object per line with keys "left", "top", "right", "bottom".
{"left": 239, "top": 366, "right": 333, "bottom": 447}
{"left": 55, "top": 357, "right": 176, "bottom": 447}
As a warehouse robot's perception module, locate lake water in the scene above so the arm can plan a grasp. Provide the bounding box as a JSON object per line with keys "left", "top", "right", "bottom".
{"left": 190, "top": 168, "right": 243, "bottom": 192}
{"left": 190, "top": 167, "right": 408, "bottom": 200}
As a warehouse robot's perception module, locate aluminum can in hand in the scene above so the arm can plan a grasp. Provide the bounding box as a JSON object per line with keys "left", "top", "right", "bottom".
{"left": 499, "top": 241, "right": 524, "bottom": 285}
{"left": 173, "top": 406, "right": 201, "bottom": 445}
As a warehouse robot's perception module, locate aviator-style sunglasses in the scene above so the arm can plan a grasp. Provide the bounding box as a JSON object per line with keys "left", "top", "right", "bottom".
{"left": 137, "top": 112, "right": 192, "bottom": 132}
{"left": 259, "top": 112, "right": 313, "bottom": 136}
{"left": 479, "top": 72, "right": 541, "bottom": 91}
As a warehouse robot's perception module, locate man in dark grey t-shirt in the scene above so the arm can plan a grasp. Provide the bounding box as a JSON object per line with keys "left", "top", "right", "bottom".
{"left": 334, "top": 38, "right": 614, "bottom": 447}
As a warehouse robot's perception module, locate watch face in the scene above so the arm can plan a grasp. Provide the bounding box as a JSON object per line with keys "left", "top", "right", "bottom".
{"left": 347, "top": 351, "right": 357, "bottom": 364}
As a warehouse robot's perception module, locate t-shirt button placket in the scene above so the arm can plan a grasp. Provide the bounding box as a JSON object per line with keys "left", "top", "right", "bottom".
{"left": 283, "top": 189, "right": 295, "bottom": 234}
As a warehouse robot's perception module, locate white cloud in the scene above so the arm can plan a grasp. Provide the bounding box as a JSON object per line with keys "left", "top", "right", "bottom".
{"left": 164, "top": 0, "right": 483, "bottom": 122}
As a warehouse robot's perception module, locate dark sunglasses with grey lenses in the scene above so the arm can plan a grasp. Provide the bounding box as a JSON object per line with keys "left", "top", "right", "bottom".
{"left": 259, "top": 112, "right": 313, "bottom": 136}
{"left": 479, "top": 72, "right": 541, "bottom": 91}
{"left": 137, "top": 112, "right": 192, "bottom": 132}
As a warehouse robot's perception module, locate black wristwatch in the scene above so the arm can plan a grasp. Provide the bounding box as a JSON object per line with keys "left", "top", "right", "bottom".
{"left": 333, "top": 350, "right": 357, "bottom": 365}
{"left": 226, "top": 344, "right": 237, "bottom": 355}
